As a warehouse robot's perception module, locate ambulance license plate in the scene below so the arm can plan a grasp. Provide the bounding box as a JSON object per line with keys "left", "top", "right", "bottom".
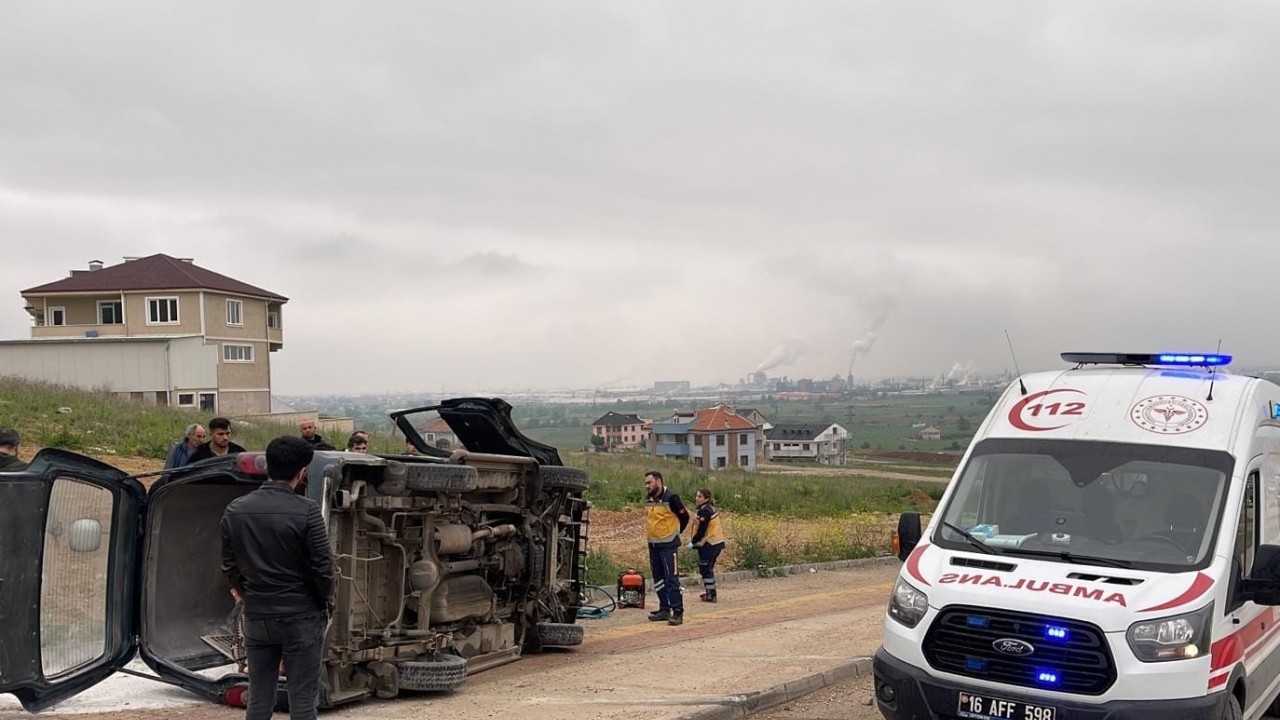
{"left": 956, "top": 691, "right": 1056, "bottom": 720}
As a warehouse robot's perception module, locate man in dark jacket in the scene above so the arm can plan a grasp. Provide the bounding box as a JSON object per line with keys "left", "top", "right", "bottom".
{"left": 190, "top": 417, "right": 246, "bottom": 463}
{"left": 0, "top": 428, "right": 26, "bottom": 472}
{"left": 221, "top": 436, "right": 332, "bottom": 720}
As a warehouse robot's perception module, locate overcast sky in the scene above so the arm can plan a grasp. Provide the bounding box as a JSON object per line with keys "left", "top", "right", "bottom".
{"left": 2, "top": 2, "right": 1279, "bottom": 394}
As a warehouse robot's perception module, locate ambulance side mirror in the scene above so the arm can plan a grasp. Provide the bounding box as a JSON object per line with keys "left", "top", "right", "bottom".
{"left": 1242, "top": 544, "right": 1280, "bottom": 605}
{"left": 896, "top": 512, "right": 922, "bottom": 562}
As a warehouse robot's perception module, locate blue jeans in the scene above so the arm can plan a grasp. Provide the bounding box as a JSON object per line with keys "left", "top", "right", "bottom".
{"left": 648, "top": 541, "right": 682, "bottom": 612}
{"left": 243, "top": 612, "right": 326, "bottom": 720}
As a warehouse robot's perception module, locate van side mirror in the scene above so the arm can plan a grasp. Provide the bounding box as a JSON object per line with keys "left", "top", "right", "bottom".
{"left": 897, "top": 512, "right": 922, "bottom": 562}
{"left": 1242, "top": 544, "right": 1280, "bottom": 605}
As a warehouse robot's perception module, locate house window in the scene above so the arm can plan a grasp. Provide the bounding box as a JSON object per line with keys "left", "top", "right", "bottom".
{"left": 98, "top": 301, "right": 123, "bottom": 325}
{"left": 740, "top": 455, "right": 750, "bottom": 466}
{"left": 49, "top": 307, "right": 66, "bottom": 326}
{"left": 199, "top": 392, "right": 216, "bottom": 411}
{"left": 226, "top": 299, "right": 243, "bottom": 327}
{"left": 740, "top": 433, "right": 749, "bottom": 443}
{"left": 223, "top": 344, "right": 254, "bottom": 362}
{"left": 716, "top": 434, "right": 725, "bottom": 447}
{"left": 694, "top": 435, "right": 703, "bottom": 446}
{"left": 716, "top": 457, "right": 727, "bottom": 468}
{"left": 147, "top": 297, "right": 179, "bottom": 325}
{"left": 773, "top": 443, "right": 780, "bottom": 451}
{"left": 177, "top": 393, "right": 196, "bottom": 407}
{"left": 694, "top": 457, "right": 703, "bottom": 467}
{"left": 267, "top": 311, "right": 280, "bottom": 330}
{"left": 803, "top": 443, "right": 811, "bottom": 451}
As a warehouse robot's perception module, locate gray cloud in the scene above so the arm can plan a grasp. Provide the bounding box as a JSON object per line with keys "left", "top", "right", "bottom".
{"left": 2, "top": 2, "right": 1280, "bottom": 392}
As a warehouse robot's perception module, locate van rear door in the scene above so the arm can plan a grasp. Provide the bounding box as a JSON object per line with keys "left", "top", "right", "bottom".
{"left": 0, "top": 449, "right": 145, "bottom": 712}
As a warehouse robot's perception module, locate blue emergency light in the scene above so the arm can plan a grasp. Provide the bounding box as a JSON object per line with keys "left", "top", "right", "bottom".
{"left": 1035, "top": 669, "right": 1061, "bottom": 687}
{"left": 1044, "top": 625, "right": 1070, "bottom": 642}
{"left": 1061, "top": 352, "right": 1231, "bottom": 367}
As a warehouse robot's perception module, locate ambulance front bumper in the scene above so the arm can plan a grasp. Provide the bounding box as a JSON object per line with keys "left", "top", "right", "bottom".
{"left": 872, "top": 649, "right": 1227, "bottom": 720}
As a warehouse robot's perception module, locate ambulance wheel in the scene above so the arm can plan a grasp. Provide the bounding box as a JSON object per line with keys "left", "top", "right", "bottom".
{"left": 537, "top": 622, "right": 583, "bottom": 647}
{"left": 396, "top": 654, "right": 467, "bottom": 692}
{"left": 405, "top": 464, "right": 478, "bottom": 493}
{"left": 538, "top": 466, "right": 589, "bottom": 492}
{"left": 1224, "top": 692, "right": 1242, "bottom": 720}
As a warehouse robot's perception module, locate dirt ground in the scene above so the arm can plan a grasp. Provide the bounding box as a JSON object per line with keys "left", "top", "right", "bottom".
{"left": 0, "top": 563, "right": 900, "bottom": 720}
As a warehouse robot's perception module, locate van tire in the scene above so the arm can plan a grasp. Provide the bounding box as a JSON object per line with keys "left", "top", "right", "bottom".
{"left": 537, "top": 622, "right": 583, "bottom": 647}
{"left": 539, "top": 466, "right": 589, "bottom": 492}
{"left": 396, "top": 654, "right": 467, "bottom": 692}
{"left": 405, "top": 465, "right": 478, "bottom": 493}
{"left": 1225, "top": 692, "right": 1242, "bottom": 720}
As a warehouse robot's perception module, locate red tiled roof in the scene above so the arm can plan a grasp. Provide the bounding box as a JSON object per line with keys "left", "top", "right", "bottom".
{"left": 22, "top": 254, "right": 287, "bottom": 301}
{"left": 689, "top": 405, "right": 755, "bottom": 432}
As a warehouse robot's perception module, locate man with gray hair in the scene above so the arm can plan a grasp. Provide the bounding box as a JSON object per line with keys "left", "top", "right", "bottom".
{"left": 0, "top": 428, "right": 26, "bottom": 472}
{"left": 164, "top": 423, "right": 207, "bottom": 469}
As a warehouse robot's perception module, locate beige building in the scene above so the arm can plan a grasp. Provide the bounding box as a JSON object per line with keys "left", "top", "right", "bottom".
{"left": 6, "top": 254, "right": 287, "bottom": 414}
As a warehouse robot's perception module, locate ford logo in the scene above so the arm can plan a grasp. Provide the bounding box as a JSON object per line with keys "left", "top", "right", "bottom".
{"left": 993, "top": 638, "right": 1036, "bottom": 656}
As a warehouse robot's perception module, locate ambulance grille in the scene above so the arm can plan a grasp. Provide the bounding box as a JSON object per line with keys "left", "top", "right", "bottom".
{"left": 923, "top": 605, "right": 1115, "bottom": 695}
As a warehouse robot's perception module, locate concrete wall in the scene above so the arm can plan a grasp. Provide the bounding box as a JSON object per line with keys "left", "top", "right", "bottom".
{"left": 0, "top": 339, "right": 172, "bottom": 392}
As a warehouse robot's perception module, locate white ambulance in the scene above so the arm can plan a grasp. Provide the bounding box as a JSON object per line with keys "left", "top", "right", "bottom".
{"left": 876, "top": 352, "right": 1280, "bottom": 720}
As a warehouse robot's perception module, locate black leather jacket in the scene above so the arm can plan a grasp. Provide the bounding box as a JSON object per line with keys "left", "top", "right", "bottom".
{"left": 220, "top": 482, "right": 334, "bottom": 620}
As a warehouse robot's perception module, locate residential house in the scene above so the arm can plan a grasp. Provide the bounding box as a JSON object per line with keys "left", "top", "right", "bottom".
{"left": 590, "top": 411, "right": 648, "bottom": 450}
{"left": 419, "top": 416, "right": 460, "bottom": 450}
{"left": 733, "top": 407, "right": 772, "bottom": 458}
{"left": 6, "top": 254, "right": 286, "bottom": 414}
{"left": 921, "top": 426, "right": 942, "bottom": 441}
{"left": 765, "top": 423, "right": 851, "bottom": 465}
{"left": 652, "top": 404, "right": 757, "bottom": 470}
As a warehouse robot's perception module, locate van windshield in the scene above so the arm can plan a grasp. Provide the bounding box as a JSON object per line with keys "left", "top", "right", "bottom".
{"left": 934, "top": 438, "right": 1234, "bottom": 572}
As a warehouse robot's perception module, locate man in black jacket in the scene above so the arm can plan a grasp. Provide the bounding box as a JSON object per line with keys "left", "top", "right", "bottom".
{"left": 0, "top": 428, "right": 26, "bottom": 472}
{"left": 221, "top": 436, "right": 332, "bottom": 720}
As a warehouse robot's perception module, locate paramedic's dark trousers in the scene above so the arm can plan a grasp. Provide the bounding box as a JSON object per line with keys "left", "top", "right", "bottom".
{"left": 698, "top": 543, "right": 723, "bottom": 598}
{"left": 648, "top": 540, "right": 683, "bottom": 612}
{"left": 244, "top": 612, "right": 326, "bottom": 720}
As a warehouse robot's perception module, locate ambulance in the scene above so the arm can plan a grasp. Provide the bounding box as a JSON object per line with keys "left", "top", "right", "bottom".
{"left": 875, "top": 352, "right": 1280, "bottom": 720}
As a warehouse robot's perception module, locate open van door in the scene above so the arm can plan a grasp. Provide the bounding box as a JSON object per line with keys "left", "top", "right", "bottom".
{"left": 0, "top": 449, "right": 145, "bottom": 712}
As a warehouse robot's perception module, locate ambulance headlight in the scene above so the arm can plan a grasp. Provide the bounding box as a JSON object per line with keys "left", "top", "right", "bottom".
{"left": 1126, "top": 604, "right": 1212, "bottom": 662}
{"left": 888, "top": 578, "right": 930, "bottom": 628}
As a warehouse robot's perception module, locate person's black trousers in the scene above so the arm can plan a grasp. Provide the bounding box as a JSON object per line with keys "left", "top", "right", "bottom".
{"left": 243, "top": 612, "right": 326, "bottom": 720}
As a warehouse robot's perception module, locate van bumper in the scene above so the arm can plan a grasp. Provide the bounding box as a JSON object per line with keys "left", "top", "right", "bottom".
{"left": 872, "top": 648, "right": 1227, "bottom": 720}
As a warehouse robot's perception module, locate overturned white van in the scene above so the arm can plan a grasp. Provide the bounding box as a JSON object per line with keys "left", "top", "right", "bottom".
{"left": 877, "top": 352, "right": 1280, "bottom": 720}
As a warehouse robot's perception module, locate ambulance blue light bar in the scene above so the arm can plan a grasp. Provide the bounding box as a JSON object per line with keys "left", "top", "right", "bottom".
{"left": 1061, "top": 352, "right": 1231, "bottom": 367}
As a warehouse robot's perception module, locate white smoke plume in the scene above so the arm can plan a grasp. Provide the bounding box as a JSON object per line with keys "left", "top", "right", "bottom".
{"left": 755, "top": 339, "right": 808, "bottom": 373}
{"left": 847, "top": 297, "right": 896, "bottom": 373}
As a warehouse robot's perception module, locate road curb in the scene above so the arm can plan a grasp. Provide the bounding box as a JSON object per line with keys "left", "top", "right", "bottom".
{"left": 679, "top": 554, "right": 899, "bottom": 587}
{"left": 674, "top": 656, "right": 873, "bottom": 720}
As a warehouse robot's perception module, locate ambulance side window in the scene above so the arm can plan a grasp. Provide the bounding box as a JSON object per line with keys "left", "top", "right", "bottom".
{"left": 1232, "top": 473, "right": 1258, "bottom": 603}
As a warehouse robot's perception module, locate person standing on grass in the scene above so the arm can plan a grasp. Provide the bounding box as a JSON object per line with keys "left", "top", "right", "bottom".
{"left": 688, "top": 488, "right": 726, "bottom": 603}
{"left": 189, "top": 417, "right": 246, "bottom": 463}
{"left": 221, "top": 436, "right": 333, "bottom": 720}
{"left": 0, "top": 428, "right": 27, "bottom": 471}
{"left": 644, "top": 470, "right": 689, "bottom": 626}
{"left": 299, "top": 419, "right": 325, "bottom": 448}
{"left": 164, "top": 423, "right": 207, "bottom": 469}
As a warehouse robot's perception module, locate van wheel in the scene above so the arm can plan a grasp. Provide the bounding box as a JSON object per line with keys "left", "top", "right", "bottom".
{"left": 537, "top": 622, "right": 583, "bottom": 647}
{"left": 539, "top": 466, "right": 589, "bottom": 492}
{"left": 396, "top": 654, "right": 467, "bottom": 692}
{"left": 1225, "top": 692, "right": 1242, "bottom": 720}
{"left": 405, "top": 465, "right": 478, "bottom": 492}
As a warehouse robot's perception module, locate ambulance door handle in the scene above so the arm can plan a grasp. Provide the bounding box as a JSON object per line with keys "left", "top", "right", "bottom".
{"left": 1233, "top": 617, "right": 1242, "bottom": 625}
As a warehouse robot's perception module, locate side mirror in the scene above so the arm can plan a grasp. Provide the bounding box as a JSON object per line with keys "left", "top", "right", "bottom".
{"left": 68, "top": 518, "right": 102, "bottom": 553}
{"left": 897, "top": 512, "right": 922, "bottom": 562}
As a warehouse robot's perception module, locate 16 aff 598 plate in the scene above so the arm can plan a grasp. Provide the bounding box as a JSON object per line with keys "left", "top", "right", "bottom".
{"left": 957, "top": 691, "right": 1056, "bottom": 720}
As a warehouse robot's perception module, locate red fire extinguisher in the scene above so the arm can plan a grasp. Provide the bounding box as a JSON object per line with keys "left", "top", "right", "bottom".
{"left": 616, "top": 568, "right": 646, "bottom": 608}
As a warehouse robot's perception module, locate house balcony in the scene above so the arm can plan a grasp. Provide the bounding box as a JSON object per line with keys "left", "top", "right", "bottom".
{"left": 655, "top": 443, "right": 691, "bottom": 457}
{"left": 31, "top": 323, "right": 131, "bottom": 339}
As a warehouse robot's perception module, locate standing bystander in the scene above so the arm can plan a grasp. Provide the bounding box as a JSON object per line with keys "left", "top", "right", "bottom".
{"left": 189, "top": 417, "right": 246, "bottom": 463}
{"left": 0, "top": 428, "right": 26, "bottom": 471}
{"left": 299, "top": 420, "right": 325, "bottom": 448}
{"left": 164, "top": 423, "right": 207, "bottom": 469}
{"left": 643, "top": 470, "right": 689, "bottom": 626}
{"left": 221, "top": 436, "right": 333, "bottom": 720}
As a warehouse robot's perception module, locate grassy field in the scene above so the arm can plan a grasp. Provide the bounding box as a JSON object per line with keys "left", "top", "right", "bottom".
{"left": 1, "top": 377, "right": 959, "bottom": 583}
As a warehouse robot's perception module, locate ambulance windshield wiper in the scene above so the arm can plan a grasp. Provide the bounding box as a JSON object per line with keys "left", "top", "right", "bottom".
{"left": 941, "top": 521, "right": 1000, "bottom": 555}
{"left": 1000, "top": 547, "right": 1133, "bottom": 568}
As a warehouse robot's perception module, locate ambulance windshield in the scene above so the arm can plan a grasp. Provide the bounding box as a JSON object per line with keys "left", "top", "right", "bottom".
{"left": 935, "top": 438, "right": 1234, "bottom": 572}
